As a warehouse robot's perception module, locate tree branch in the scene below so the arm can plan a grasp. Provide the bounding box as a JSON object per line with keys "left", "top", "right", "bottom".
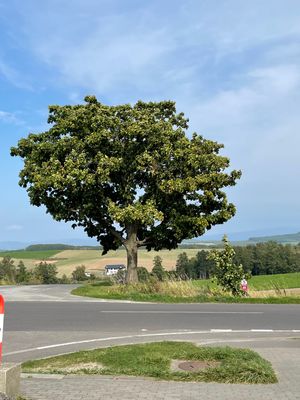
{"left": 109, "top": 227, "right": 125, "bottom": 244}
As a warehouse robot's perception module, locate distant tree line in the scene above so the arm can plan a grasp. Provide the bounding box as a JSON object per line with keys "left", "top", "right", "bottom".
{"left": 234, "top": 242, "right": 300, "bottom": 275}
{"left": 175, "top": 242, "right": 300, "bottom": 279}
{"left": 25, "top": 244, "right": 101, "bottom": 251}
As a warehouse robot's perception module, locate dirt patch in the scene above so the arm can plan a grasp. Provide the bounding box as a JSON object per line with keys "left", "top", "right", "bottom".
{"left": 32, "top": 362, "right": 104, "bottom": 374}
{"left": 171, "top": 359, "right": 221, "bottom": 372}
{"left": 53, "top": 362, "right": 104, "bottom": 373}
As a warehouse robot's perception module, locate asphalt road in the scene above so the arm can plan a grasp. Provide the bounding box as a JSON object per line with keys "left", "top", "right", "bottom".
{"left": 1, "top": 285, "right": 300, "bottom": 362}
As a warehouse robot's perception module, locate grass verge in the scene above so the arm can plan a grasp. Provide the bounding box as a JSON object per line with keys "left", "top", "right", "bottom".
{"left": 72, "top": 282, "right": 300, "bottom": 303}
{"left": 22, "top": 341, "right": 277, "bottom": 384}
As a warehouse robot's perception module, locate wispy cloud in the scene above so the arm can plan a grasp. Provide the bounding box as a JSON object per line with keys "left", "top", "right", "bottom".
{"left": 0, "top": 110, "right": 23, "bottom": 125}
{"left": 0, "top": 59, "right": 32, "bottom": 90}
{"left": 6, "top": 224, "right": 23, "bottom": 231}
{"left": 1, "top": 0, "right": 300, "bottom": 234}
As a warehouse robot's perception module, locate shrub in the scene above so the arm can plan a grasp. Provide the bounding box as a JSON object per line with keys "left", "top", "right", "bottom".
{"left": 34, "top": 262, "right": 58, "bottom": 284}
{"left": 151, "top": 256, "right": 166, "bottom": 281}
{"left": 72, "top": 265, "right": 89, "bottom": 281}
{"left": 137, "top": 267, "right": 150, "bottom": 282}
{"left": 208, "top": 236, "right": 249, "bottom": 296}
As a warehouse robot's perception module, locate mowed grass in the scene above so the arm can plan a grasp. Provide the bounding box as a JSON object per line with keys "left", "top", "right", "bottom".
{"left": 22, "top": 341, "right": 277, "bottom": 384}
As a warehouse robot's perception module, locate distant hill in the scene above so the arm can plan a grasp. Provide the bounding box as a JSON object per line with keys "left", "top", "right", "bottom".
{"left": 248, "top": 232, "right": 300, "bottom": 244}
{"left": 25, "top": 244, "right": 101, "bottom": 251}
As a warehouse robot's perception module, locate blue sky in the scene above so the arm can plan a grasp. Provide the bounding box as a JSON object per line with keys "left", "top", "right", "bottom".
{"left": 1, "top": 0, "right": 300, "bottom": 243}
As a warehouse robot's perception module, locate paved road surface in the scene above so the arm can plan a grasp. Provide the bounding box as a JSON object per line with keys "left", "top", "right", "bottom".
{"left": 1, "top": 285, "right": 300, "bottom": 399}
{"left": 1, "top": 285, "right": 299, "bottom": 363}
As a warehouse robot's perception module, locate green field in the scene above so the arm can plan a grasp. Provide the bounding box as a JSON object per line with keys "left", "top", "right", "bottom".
{"left": 192, "top": 272, "right": 300, "bottom": 291}
{"left": 0, "top": 250, "right": 60, "bottom": 260}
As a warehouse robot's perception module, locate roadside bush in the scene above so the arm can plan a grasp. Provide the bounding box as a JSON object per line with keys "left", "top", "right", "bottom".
{"left": 0, "top": 256, "right": 16, "bottom": 283}
{"left": 107, "top": 279, "right": 200, "bottom": 298}
{"left": 59, "top": 274, "right": 71, "bottom": 284}
{"left": 112, "top": 269, "right": 126, "bottom": 284}
{"left": 137, "top": 267, "right": 150, "bottom": 282}
{"left": 34, "top": 262, "right": 58, "bottom": 284}
{"left": 72, "top": 265, "right": 88, "bottom": 281}
{"left": 208, "top": 236, "right": 248, "bottom": 296}
{"left": 151, "top": 256, "right": 166, "bottom": 281}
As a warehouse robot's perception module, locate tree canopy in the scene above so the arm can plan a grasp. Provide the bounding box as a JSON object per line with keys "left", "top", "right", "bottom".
{"left": 11, "top": 96, "right": 241, "bottom": 282}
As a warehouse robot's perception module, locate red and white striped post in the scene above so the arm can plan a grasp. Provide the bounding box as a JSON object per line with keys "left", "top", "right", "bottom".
{"left": 0, "top": 295, "right": 4, "bottom": 364}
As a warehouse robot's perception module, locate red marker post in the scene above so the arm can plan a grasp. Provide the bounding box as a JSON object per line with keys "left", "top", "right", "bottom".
{"left": 0, "top": 295, "right": 4, "bottom": 364}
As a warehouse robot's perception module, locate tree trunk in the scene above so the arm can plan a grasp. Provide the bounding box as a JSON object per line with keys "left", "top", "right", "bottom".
{"left": 125, "top": 225, "right": 139, "bottom": 283}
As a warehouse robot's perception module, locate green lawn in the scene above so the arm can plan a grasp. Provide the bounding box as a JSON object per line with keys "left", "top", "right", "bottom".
{"left": 22, "top": 341, "right": 277, "bottom": 384}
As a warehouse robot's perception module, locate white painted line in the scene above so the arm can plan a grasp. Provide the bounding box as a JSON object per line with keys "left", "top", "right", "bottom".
{"left": 4, "top": 329, "right": 300, "bottom": 357}
{"left": 101, "top": 311, "right": 264, "bottom": 314}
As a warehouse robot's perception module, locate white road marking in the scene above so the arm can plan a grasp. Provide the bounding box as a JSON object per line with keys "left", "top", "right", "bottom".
{"left": 100, "top": 311, "right": 264, "bottom": 314}
{"left": 4, "top": 329, "right": 300, "bottom": 357}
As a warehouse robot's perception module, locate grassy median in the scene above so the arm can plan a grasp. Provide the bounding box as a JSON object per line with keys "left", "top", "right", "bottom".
{"left": 22, "top": 341, "right": 277, "bottom": 384}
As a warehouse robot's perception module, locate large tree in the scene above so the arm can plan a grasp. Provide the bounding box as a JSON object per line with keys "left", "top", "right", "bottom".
{"left": 11, "top": 96, "right": 241, "bottom": 282}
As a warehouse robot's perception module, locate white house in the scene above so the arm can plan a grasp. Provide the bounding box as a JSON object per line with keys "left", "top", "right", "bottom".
{"left": 104, "top": 264, "right": 126, "bottom": 276}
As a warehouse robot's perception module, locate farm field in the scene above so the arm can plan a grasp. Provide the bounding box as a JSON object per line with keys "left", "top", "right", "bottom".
{"left": 192, "top": 272, "right": 300, "bottom": 291}
{"left": 0, "top": 248, "right": 201, "bottom": 277}
{"left": 0, "top": 250, "right": 61, "bottom": 260}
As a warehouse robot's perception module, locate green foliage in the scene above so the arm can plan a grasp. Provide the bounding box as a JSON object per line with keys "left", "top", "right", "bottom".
{"left": 137, "top": 266, "right": 150, "bottom": 282}
{"left": 234, "top": 242, "right": 300, "bottom": 275}
{"left": 176, "top": 250, "right": 215, "bottom": 280}
{"left": 152, "top": 256, "right": 166, "bottom": 281}
{"left": 175, "top": 252, "right": 190, "bottom": 279}
{"left": 0, "top": 256, "right": 16, "bottom": 283}
{"left": 11, "top": 96, "right": 241, "bottom": 281}
{"left": 34, "top": 262, "right": 58, "bottom": 284}
{"left": 208, "top": 236, "right": 247, "bottom": 296}
{"left": 71, "top": 265, "right": 88, "bottom": 281}
{"left": 16, "top": 260, "right": 29, "bottom": 283}
{"left": 60, "top": 274, "right": 70, "bottom": 284}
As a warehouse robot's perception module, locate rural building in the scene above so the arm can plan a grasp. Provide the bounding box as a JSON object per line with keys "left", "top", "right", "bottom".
{"left": 104, "top": 264, "right": 126, "bottom": 276}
